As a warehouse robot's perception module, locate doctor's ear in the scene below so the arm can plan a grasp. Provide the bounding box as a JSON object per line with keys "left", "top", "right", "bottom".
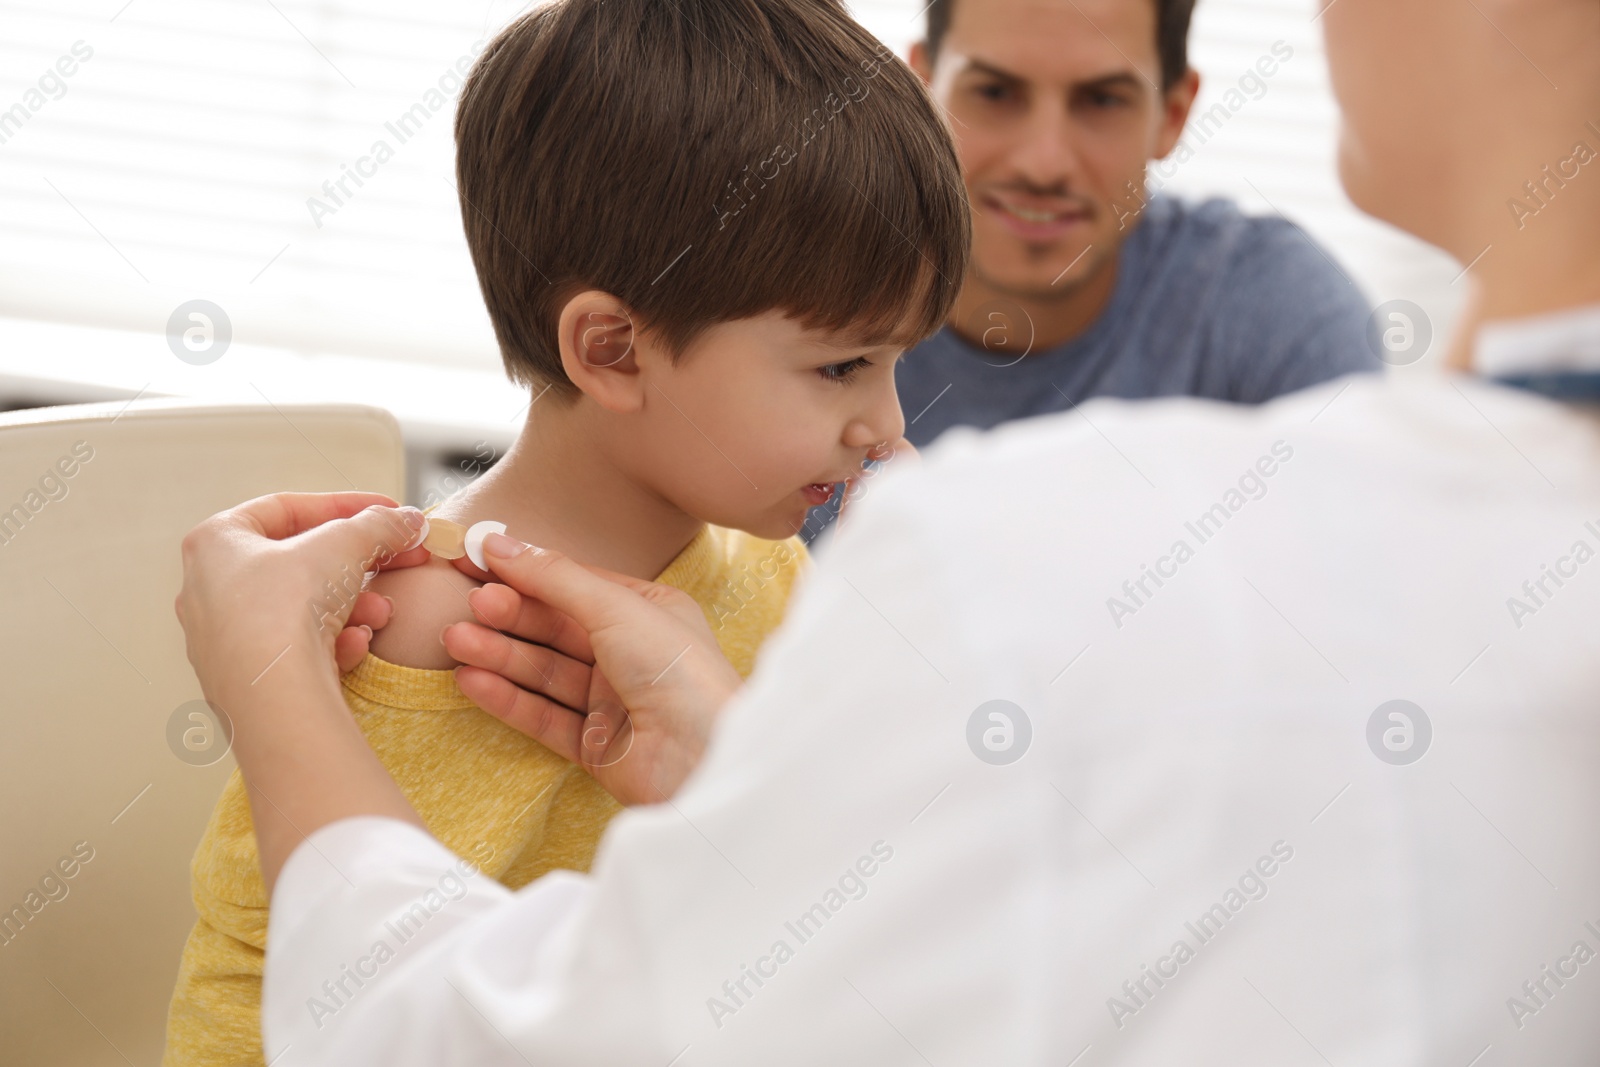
{"left": 557, "top": 290, "right": 644, "bottom": 413}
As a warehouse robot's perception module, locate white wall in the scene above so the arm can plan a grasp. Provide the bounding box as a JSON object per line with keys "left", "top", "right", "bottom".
{"left": 0, "top": 0, "right": 1463, "bottom": 426}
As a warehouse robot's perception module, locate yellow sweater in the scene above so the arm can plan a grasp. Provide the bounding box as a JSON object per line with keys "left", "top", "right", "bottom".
{"left": 162, "top": 524, "right": 807, "bottom": 1066}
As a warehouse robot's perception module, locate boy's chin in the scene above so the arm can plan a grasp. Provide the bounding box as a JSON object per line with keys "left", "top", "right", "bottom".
{"left": 710, "top": 504, "right": 810, "bottom": 543}
{"left": 745, "top": 515, "right": 809, "bottom": 542}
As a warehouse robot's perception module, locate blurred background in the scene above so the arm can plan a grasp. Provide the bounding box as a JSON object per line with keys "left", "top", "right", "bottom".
{"left": 0, "top": 1, "right": 1474, "bottom": 1063}
{"left": 1, "top": 0, "right": 1463, "bottom": 504}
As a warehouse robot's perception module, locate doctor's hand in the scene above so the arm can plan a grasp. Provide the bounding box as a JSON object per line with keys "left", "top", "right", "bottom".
{"left": 175, "top": 493, "right": 431, "bottom": 710}
{"left": 176, "top": 491, "right": 439, "bottom": 890}
{"left": 442, "top": 533, "right": 743, "bottom": 805}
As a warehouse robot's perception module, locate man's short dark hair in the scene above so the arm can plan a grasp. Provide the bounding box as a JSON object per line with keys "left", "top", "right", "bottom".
{"left": 925, "top": 0, "right": 1198, "bottom": 89}
{"left": 455, "top": 0, "right": 970, "bottom": 398}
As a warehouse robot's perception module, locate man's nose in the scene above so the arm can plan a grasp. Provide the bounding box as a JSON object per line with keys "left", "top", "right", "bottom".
{"left": 1009, "top": 97, "right": 1081, "bottom": 190}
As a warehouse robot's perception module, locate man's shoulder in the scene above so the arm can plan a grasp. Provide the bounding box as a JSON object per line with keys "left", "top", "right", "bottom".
{"left": 1132, "top": 194, "right": 1371, "bottom": 337}
{"left": 1135, "top": 194, "right": 1377, "bottom": 395}
{"left": 1142, "top": 194, "right": 1349, "bottom": 282}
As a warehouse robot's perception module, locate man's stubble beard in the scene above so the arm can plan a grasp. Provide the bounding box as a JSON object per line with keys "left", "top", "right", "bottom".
{"left": 968, "top": 236, "right": 1120, "bottom": 305}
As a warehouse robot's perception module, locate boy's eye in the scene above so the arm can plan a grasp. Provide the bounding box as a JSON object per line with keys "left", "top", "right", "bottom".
{"left": 817, "top": 356, "right": 873, "bottom": 384}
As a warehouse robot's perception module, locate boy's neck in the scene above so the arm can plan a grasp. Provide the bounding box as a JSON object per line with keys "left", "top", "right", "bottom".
{"left": 438, "top": 398, "right": 705, "bottom": 582}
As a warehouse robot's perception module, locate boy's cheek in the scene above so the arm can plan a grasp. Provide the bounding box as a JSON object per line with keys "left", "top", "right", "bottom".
{"left": 636, "top": 387, "right": 835, "bottom": 527}
{"left": 693, "top": 406, "right": 827, "bottom": 489}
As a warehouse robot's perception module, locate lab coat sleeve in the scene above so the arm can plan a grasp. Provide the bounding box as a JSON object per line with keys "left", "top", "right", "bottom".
{"left": 261, "top": 815, "right": 595, "bottom": 1067}
{"left": 259, "top": 458, "right": 980, "bottom": 1066}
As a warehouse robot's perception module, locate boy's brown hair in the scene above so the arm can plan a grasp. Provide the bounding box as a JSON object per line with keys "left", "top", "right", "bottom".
{"left": 455, "top": 0, "right": 970, "bottom": 398}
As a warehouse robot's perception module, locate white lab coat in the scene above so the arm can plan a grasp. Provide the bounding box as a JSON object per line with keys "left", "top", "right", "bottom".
{"left": 264, "top": 311, "right": 1600, "bottom": 1065}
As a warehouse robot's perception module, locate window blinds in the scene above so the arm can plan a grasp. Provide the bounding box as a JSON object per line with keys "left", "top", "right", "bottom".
{"left": 0, "top": 0, "right": 1462, "bottom": 389}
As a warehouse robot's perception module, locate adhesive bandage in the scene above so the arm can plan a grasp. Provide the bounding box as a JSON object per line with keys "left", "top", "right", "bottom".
{"left": 419, "top": 518, "right": 506, "bottom": 568}
{"left": 463, "top": 521, "right": 507, "bottom": 570}
{"left": 420, "top": 518, "right": 465, "bottom": 559}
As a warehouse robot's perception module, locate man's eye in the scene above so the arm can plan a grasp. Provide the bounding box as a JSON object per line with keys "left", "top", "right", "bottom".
{"left": 817, "top": 357, "right": 873, "bottom": 384}
{"left": 974, "top": 82, "right": 1013, "bottom": 103}
{"left": 1084, "top": 90, "right": 1129, "bottom": 109}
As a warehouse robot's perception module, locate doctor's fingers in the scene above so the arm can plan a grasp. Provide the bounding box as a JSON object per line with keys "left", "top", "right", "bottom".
{"left": 442, "top": 619, "right": 593, "bottom": 712}
{"left": 332, "top": 591, "right": 394, "bottom": 673}
{"left": 465, "top": 581, "right": 595, "bottom": 664}
{"left": 453, "top": 661, "right": 589, "bottom": 763}
{"left": 346, "top": 590, "right": 393, "bottom": 631}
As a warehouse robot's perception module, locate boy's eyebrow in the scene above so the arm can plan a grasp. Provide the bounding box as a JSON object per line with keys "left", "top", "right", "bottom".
{"left": 809, "top": 338, "right": 907, "bottom": 355}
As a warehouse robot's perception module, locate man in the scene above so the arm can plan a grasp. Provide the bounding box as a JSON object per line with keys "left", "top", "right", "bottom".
{"left": 804, "top": 0, "right": 1376, "bottom": 542}
{"left": 905, "top": 0, "right": 1378, "bottom": 421}
{"left": 176, "top": 0, "right": 1600, "bottom": 1061}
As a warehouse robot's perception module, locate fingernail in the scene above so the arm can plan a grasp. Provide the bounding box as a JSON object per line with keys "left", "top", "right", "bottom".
{"left": 358, "top": 625, "right": 373, "bottom": 638}
{"left": 484, "top": 530, "right": 527, "bottom": 559}
{"left": 381, "top": 595, "right": 395, "bottom": 614}
{"left": 439, "top": 625, "right": 450, "bottom": 647}
{"left": 400, "top": 507, "right": 426, "bottom": 530}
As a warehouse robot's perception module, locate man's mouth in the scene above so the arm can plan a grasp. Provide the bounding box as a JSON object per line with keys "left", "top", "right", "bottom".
{"left": 984, "top": 193, "right": 1091, "bottom": 240}
{"left": 1003, "top": 203, "right": 1068, "bottom": 223}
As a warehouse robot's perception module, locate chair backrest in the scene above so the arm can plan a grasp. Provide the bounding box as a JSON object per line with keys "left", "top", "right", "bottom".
{"left": 0, "top": 397, "right": 404, "bottom": 1066}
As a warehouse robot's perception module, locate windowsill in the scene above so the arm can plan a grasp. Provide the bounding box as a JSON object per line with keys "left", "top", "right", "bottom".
{"left": 0, "top": 316, "right": 526, "bottom": 455}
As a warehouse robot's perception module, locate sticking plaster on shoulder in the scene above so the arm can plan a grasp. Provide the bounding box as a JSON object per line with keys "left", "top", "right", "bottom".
{"left": 464, "top": 521, "right": 507, "bottom": 570}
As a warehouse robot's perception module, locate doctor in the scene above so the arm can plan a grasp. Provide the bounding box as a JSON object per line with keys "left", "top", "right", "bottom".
{"left": 175, "top": 0, "right": 1600, "bottom": 1061}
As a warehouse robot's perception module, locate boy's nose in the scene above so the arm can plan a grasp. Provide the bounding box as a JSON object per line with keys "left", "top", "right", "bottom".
{"left": 842, "top": 379, "right": 905, "bottom": 451}
{"left": 842, "top": 408, "right": 904, "bottom": 452}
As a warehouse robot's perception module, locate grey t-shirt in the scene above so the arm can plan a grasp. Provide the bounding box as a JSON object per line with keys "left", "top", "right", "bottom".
{"left": 898, "top": 194, "right": 1378, "bottom": 445}
{"left": 801, "top": 195, "right": 1378, "bottom": 543}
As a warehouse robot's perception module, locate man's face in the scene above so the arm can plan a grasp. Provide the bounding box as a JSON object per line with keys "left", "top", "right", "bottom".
{"left": 913, "top": 0, "right": 1197, "bottom": 300}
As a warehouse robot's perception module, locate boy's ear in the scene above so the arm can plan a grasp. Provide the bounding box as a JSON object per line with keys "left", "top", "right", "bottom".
{"left": 557, "top": 290, "right": 644, "bottom": 413}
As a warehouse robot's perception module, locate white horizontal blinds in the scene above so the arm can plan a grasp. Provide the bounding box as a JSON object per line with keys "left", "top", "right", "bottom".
{"left": 0, "top": 0, "right": 514, "bottom": 372}
{"left": 0, "top": 0, "right": 1461, "bottom": 379}
{"left": 848, "top": 0, "right": 1465, "bottom": 356}
{"left": 847, "top": 0, "right": 927, "bottom": 55}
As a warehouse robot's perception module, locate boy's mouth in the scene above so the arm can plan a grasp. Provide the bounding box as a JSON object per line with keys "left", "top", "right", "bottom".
{"left": 800, "top": 481, "right": 841, "bottom": 506}
{"left": 800, "top": 468, "right": 866, "bottom": 507}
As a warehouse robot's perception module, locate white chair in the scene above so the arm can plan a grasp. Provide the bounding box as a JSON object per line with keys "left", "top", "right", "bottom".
{"left": 0, "top": 397, "right": 405, "bottom": 1066}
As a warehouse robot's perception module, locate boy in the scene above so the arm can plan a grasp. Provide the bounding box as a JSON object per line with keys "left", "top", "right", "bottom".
{"left": 161, "top": 0, "right": 969, "bottom": 1063}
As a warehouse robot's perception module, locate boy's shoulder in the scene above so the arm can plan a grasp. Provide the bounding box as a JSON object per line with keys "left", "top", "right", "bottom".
{"left": 365, "top": 555, "right": 484, "bottom": 671}
{"left": 687, "top": 528, "right": 809, "bottom": 675}
{"left": 361, "top": 525, "right": 807, "bottom": 673}
{"left": 689, "top": 526, "right": 809, "bottom": 594}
